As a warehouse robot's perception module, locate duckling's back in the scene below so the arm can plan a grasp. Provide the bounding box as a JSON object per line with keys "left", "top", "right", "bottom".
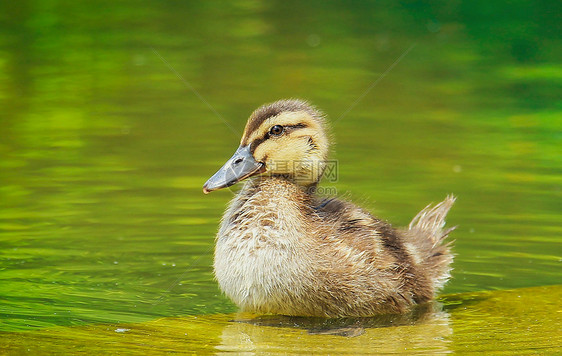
{"left": 312, "top": 194, "right": 456, "bottom": 314}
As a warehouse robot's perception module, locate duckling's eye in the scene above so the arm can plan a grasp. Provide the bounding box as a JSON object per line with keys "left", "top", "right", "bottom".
{"left": 269, "top": 125, "right": 284, "bottom": 136}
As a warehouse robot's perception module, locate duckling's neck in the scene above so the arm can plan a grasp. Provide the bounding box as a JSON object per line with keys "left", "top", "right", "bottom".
{"left": 221, "top": 176, "right": 312, "bottom": 238}
{"left": 240, "top": 176, "right": 314, "bottom": 215}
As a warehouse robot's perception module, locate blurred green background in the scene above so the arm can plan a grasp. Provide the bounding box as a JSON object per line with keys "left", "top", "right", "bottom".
{"left": 0, "top": 0, "right": 560, "bottom": 335}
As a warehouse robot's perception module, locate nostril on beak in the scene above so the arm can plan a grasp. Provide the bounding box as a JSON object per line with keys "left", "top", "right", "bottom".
{"left": 233, "top": 158, "right": 243, "bottom": 165}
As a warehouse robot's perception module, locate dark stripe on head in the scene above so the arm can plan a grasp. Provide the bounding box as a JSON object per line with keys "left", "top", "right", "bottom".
{"left": 248, "top": 123, "right": 310, "bottom": 154}
{"left": 241, "top": 99, "right": 322, "bottom": 146}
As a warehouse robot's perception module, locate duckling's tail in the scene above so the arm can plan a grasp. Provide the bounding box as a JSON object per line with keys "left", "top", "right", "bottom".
{"left": 407, "top": 195, "right": 456, "bottom": 291}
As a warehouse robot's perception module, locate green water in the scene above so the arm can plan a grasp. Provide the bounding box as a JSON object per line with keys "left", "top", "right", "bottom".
{"left": 2, "top": 286, "right": 560, "bottom": 354}
{"left": 1, "top": 0, "right": 560, "bottom": 353}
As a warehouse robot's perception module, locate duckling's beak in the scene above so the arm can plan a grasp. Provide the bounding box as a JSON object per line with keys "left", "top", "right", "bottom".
{"left": 203, "top": 145, "right": 265, "bottom": 194}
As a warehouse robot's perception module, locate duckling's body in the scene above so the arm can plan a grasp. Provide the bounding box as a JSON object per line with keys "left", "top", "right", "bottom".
{"left": 205, "top": 99, "right": 455, "bottom": 317}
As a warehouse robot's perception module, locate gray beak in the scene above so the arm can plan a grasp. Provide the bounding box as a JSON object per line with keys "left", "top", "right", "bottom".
{"left": 203, "top": 146, "right": 265, "bottom": 194}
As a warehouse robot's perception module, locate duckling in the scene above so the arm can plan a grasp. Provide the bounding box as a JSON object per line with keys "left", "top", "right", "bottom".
{"left": 203, "top": 99, "right": 455, "bottom": 318}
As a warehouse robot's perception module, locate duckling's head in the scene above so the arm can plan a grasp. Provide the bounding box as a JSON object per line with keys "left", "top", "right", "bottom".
{"left": 203, "top": 99, "right": 329, "bottom": 193}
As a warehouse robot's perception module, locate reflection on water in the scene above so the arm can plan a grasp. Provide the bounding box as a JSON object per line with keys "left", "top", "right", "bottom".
{"left": 231, "top": 301, "right": 445, "bottom": 337}
{"left": 0, "top": 1, "right": 560, "bottom": 350}
{"left": 218, "top": 308, "right": 452, "bottom": 353}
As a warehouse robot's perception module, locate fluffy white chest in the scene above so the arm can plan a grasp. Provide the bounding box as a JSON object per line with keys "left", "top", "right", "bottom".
{"left": 213, "top": 184, "right": 312, "bottom": 312}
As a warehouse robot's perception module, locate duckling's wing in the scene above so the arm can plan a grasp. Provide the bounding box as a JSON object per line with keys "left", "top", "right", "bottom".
{"left": 313, "top": 197, "right": 400, "bottom": 261}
